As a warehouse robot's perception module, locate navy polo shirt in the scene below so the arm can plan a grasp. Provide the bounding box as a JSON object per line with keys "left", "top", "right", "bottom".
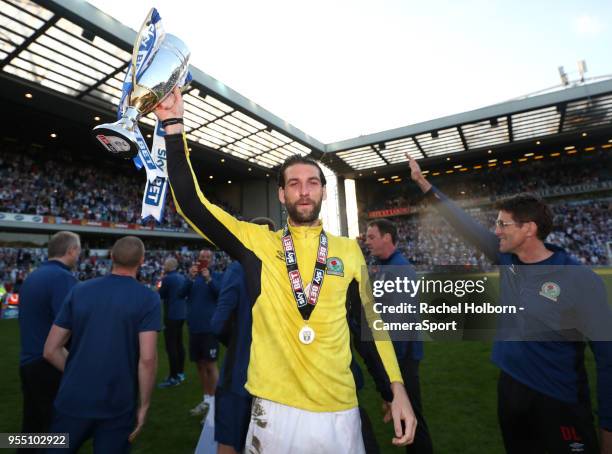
{"left": 427, "top": 185, "right": 612, "bottom": 430}
{"left": 53, "top": 274, "right": 161, "bottom": 419}
{"left": 159, "top": 271, "right": 187, "bottom": 320}
{"left": 18, "top": 260, "right": 77, "bottom": 366}
{"left": 210, "top": 262, "right": 251, "bottom": 396}
{"left": 183, "top": 272, "right": 222, "bottom": 334}
{"left": 374, "top": 249, "right": 424, "bottom": 361}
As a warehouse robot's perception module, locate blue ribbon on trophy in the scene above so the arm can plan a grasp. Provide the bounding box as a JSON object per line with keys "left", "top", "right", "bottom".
{"left": 92, "top": 8, "right": 191, "bottom": 223}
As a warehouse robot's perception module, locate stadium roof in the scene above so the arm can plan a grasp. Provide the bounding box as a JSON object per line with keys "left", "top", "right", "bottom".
{"left": 2, "top": 0, "right": 612, "bottom": 177}
{"left": 0, "top": 0, "right": 322, "bottom": 171}
{"left": 327, "top": 79, "right": 612, "bottom": 175}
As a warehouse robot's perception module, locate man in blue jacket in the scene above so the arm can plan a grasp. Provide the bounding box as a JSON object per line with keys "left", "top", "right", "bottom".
{"left": 158, "top": 257, "right": 187, "bottom": 388}
{"left": 18, "top": 231, "right": 80, "bottom": 441}
{"left": 183, "top": 249, "right": 223, "bottom": 419}
{"left": 209, "top": 217, "right": 275, "bottom": 454}
{"left": 365, "top": 218, "right": 433, "bottom": 454}
{"left": 408, "top": 156, "right": 612, "bottom": 454}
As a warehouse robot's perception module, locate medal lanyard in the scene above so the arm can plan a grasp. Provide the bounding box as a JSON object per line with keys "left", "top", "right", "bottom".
{"left": 282, "top": 225, "right": 328, "bottom": 321}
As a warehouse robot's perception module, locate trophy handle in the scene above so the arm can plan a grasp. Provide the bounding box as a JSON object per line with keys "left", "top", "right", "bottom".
{"left": 131, "top": 8, "right": 156, "bottom": 88}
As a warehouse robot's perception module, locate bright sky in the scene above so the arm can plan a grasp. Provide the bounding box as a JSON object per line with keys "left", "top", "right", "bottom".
{"left": 87, "top": 0, "right": 612, "bottom": 144}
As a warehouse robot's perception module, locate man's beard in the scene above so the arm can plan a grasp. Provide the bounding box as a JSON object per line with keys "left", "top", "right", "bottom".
{"left": 285, "top": 197, "right": 323, "bottom": 224}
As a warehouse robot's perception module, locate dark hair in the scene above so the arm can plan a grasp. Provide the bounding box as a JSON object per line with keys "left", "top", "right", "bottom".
{"left": 111, "top": 236, "right": 145, "bottom": 268}
{"left": 48, "top": 231, "right": 80, "bottom": 258}
{"left": 494, "top": 194, "right": 552, "bottom": 240}
{"left": 250, "top": 216, "right": 277, "bottom": 231}
{"left": 367, "top": 218, "right": 398, "bottom": 244}
{"left": 278, "top": 155, "right": 327, "bottom": 188}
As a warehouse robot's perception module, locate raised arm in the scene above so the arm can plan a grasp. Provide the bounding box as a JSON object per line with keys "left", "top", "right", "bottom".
{"left": 154, "top": 88, "right": 260, "bottom": 262}
{"left": 407, "top": 155, "right": 500, "bottom": 263}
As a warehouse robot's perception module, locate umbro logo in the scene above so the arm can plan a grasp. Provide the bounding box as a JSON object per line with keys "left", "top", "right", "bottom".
{"left": 276, "top": 250, "right": 285, "bottom": 261}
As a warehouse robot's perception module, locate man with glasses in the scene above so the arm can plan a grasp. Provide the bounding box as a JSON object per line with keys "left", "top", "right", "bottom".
{"left": 407, "top": 156, "right": 612, "bottom": 454}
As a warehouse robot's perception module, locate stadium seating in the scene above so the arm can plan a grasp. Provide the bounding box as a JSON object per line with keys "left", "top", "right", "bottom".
{"left": 1, "top": 143, "right": 609, "bottom": 286}
{"left": 362, "top": 150, "right": 611, "bottom": 268}
{"left": 0, "top": 247, "right": 231, "bottom": 290}
{"left": 361, "top": 198, "right": 611, "bottom": 270}
{"left": 366, "top": 150, "right": 610, "bottom": 210}
{"left": 0, "top": 145, "right": 240, "bottom": 231}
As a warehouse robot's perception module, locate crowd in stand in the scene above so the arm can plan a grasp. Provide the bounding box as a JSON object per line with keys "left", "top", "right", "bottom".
{"left": 389, "top": 210, "right": 493, "bottom": 270}
{"left": 359, "top": 150, "right": 611, "bottom": 268}
{"left": 0, "top": 143, "right": 610, "bottom": 286}
{"left": 368, "top": 150, "right": 611, "bottom": 211}
{"left": 548, "top": 199, "right": 612, "bottom": 265}
{"left": 362, "top": 198, "right": 612, "bottom": 269}
{"left": 0, "top": 146, "right": 239, "bottom": 231}
{"left": 3, "top": 193, "right": 609, "bottom": 293}
{"left": 0, "top": 247, "right": 231, "bottom": 292}
{"left": 438, "top": 153, "right": 608, "bottom": 202}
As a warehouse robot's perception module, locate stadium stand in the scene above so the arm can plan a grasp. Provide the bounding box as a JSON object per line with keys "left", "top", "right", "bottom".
{"left": 0, "top": 143, "right": 242, "bottom": 231}
{"left": 365, "top": 149, "right": 611, "bottom": 210}
{"left": 360, "top": 148, "right": 612, "bottom": 268}
{"left": 362, "top": 199, "right": 611, "bottom": 270}
{"left": 2, "top": 145, "right": 610, "bottom": 289}
{"left": 0, "top": 247, "right": 231, "bottom": 289}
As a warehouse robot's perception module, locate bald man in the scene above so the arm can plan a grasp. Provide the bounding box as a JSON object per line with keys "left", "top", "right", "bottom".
{"left": 44, "top": 236, "right": 161, "bottom": 453}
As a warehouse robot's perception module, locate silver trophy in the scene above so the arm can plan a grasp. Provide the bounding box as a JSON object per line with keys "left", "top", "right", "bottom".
{"left": 92, "top": 9, "right": 190, "bottom": 159}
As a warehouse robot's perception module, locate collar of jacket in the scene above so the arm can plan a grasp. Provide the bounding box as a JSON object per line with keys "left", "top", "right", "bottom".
{"left": 287, "top": 220, "right": 324, "bottom": 239}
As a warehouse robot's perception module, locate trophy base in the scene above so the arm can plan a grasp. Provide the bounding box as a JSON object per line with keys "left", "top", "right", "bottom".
{"left": 92, "top": 124, "right": 139, "bottom": 160}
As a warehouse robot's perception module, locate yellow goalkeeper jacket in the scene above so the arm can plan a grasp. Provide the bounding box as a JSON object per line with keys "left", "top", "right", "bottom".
{"left": 165, "top": 133, "right": 402, "bottom": 412}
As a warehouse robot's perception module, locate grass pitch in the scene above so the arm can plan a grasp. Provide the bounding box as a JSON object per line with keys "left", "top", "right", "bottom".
{"left": 0, "top": 319, "right": 599, "bottom": 453}
{"left": 1, "top": 269, "right": 608, "bottom": 453}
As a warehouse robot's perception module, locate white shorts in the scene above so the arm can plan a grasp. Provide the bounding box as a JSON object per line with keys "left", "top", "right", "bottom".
{"left": 245, "top": 397, "right": 365, "bottom": 454}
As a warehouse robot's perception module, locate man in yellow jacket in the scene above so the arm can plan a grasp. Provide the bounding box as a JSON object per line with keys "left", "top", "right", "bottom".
{"left": 155, "top": 88, "right": 416, "bottom": 453}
